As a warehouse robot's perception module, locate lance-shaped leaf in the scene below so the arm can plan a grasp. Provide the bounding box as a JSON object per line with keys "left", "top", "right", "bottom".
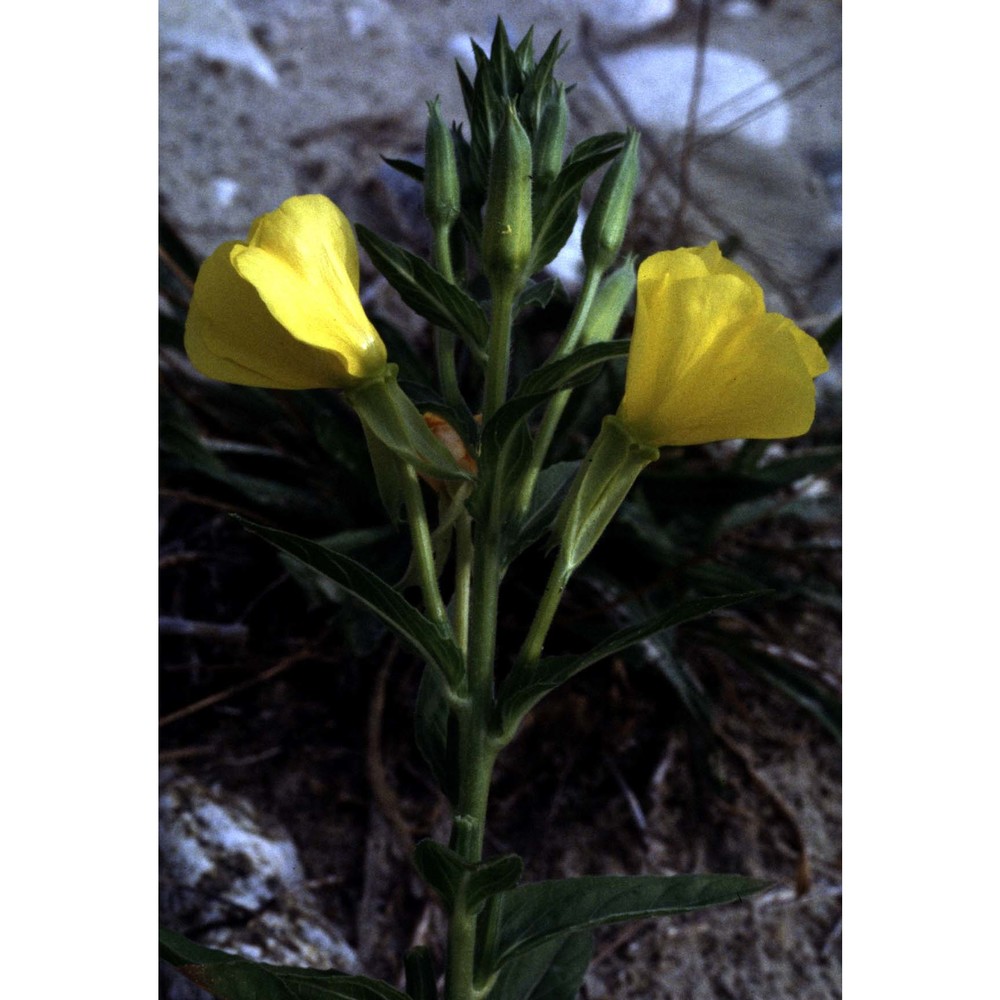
{"left": 239, "top": 519, "right": 464, "bottom": 687}
{"left": 488, "top": 932, "right": 592, "bottom": 1000}
{"left": 355, "top": 226, "right": 489, "bottom": 357}
{"left": 404, "top": 947, "right": 438, "bottom": 1000}
{"left": 529, "top": 132, "right": 626, "bottom": 274}
{"left": 412, "top": 840, "right": 524, "bottom": 915}
{"left": 490, "top": 874, "right": 771, "bottom": 970}
{"left": 479, "top": 340, "right": 630, "bottom": 472}
{"left": 160, "top": 928, "right": 411, "bottom": 1000}
{"left": 471, "top": 341, "right": 629, "bottom": 525}
{"left": 497, "top": 592, "right": 766, "bottom": 735}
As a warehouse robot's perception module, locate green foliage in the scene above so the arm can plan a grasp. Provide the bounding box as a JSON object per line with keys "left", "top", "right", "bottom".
{"left": 240, "top": 519, "right": 464, "bottom": 689}
{"left": 160, "top": 928, "right": 410, "bottom": 1000}
{"left": 489, "top": 874, "right": 772, "bottom": 969}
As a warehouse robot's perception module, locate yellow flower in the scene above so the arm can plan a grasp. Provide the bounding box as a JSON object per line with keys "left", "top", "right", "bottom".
{"left": 184, "top": 194, "right": 387, "bottom": 389}
{"left": 618, "top": 243, "right": 828, "bottom": 446}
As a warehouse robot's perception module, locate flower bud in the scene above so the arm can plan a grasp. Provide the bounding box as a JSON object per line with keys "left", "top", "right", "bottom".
{"left": 581, "top": 129, "right": 640, "bottom": 274}
{"left": 481, "top": 101, "right": 534, "bottom": 288}
{"left": 423, "top": 98, "right": 461, "bottom": 231}
{"left": 532, "top": 82, "right": 567, "bottom": 188}
{"left": 580, "top": 257, "right": 637, "bottom": 346}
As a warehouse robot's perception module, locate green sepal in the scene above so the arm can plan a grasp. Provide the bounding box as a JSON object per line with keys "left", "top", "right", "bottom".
{"left": 358, "top": 418, "right": 406, "bottom": 525}
{"left": 412, "top": 840, "right": 524, "bottom": 915}
{"left": 488, "top": 874, "right": 772, "bottom": 971}
{"left": 238, "top": 518, "right": 465, "bottom": 688}
{"left": 346, "top": 367, "right": 473, "bottom": 484}
{"left": 355, "top": 227, "right": 489, "bottom": 357}
{"left": 159, "top": 927, "right": 411, "bottom": 1000}
{"left": 496, "top": 591, "right": 766, "bottom": 737}
{"left": 552, "top": 414, "right": 659, "bottom": 574}
{"left": 404, "top": 947, "right": 438, "bottom": 1000}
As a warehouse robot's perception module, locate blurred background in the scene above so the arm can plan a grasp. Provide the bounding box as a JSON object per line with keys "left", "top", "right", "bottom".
{"left": 159, "top": 2, "right": 841, "bottom": 998}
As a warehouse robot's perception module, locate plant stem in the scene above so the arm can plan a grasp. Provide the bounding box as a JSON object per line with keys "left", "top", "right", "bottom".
{"left": 401, "top": 463, "right": 450, "bottom": 631}
{"left": 484, "top": 283, "right": 516, "bottom": 421}
{"left": 514, "top": 265, "right": 603, "bottom": 518}
{"left": 444, "top": 489, "right": 505, "bottom": 999}
{"left": 433, "top": 226, "right": 463, "bottom": 410}
{"left": 517, "top": 549, "right": 571, "bottom": 667}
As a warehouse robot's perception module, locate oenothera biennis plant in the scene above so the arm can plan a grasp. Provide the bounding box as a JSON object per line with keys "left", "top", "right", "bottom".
{"left": 163, "top": 19, "right": 828, "bottom": 1000}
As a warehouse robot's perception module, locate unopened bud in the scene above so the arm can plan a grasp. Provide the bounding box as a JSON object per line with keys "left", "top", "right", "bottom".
{"left": 424, "top": 97, "right": 461, "bottom": 230}
{"left": 581, "top": 257, "right": 637, "bottom": 346}
{"left": 532, "top": 83, "right": 568, "bottom": 188}
{"left": 481, "top": 102, "right": 534, "bottom": 288}
{"left": 581, "top": 129, "right": 640, "bottom": 273}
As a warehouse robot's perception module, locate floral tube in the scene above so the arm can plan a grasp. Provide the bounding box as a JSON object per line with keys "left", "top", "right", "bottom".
{"left": 618, "top": 243, "right": 828, "bottom": 447}
{"left": 184, "top": 194, "right": 387, "bottom": 389}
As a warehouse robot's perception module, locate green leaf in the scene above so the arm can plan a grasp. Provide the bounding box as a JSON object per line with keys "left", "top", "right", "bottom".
{"left": 498, "top": 592, "right": 765, "bottom": 734}
{"left": 160, "top": 928, "right": 410, "bottom": 1000}
{"left": 404, "top": 947, "right": 438, "bottom": 1000}
{"left": 414, "top": 664, "right": 458, "bottom": 801}
{"left": 412, "top": 841, "right": 523, "bottom": 915}
{"left": 515, "top": 276, "right": 561, "bottom": 315}
{"left": 529, "top": 132, "right": 626, "bottom": 273}
{"left": 480, "top": 340, "right": 630, "bottom": 471}
{"left": 488, "top": 932, "right": 592, "bottom": 1000}
{"left": 491, "top": 874, "right": 770, "bottom": 969}
{"left": 239, "top": 520, "right": 464, "bottom": 687}
{"left": 382, "top": 156, "right": 425, "bottom": 184}
{"left": 355, "top": 226, "right": 489, "bottom": 356}
{"left": 505, "top": 460, "right": 579, "bottom": 563}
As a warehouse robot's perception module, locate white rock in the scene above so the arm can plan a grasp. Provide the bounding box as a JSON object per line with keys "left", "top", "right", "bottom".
{"left": 159, "top": 0, "right": 279, "bottom": 87}
{"left": 574, "top": 0, "right": 678, "bottom": 30}
{"left": 599, "top": 44, "right": 790, "bottom": 148}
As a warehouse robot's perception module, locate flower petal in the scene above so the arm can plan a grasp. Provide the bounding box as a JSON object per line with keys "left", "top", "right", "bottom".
{"left": 231, "top": 195, "right": 386, "bottom": 381}
{"left": 619, "top": 246, "right": 827, "bottom": 446}
{"left": 184, "top": 240, "right": 356, "bottom": 389}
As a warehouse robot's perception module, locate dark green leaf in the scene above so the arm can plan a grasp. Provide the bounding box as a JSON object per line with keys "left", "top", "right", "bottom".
{"left": 515, "top": 277, "right": 561, "bottom": 315}
{"left": 160, "top": 928, "right": 410, "bottom": 1000}
{"left": 492, "top": 874, "right": 771, "bottom": 968}
{"left": 505, "top": 460, "right": 579, "bottom": 563}
{"left": 709, "top": 636, "right": 841, "bottom": 740}
{"left": 414, "top": 664, "right": 458, "bottom": 801}
{"left": 412, "top": 841, "right": 466, "bottom": 913}
{"left": 412, "top": 841, "right": 523, "bottom": 914}
{"left": 239, "top": 520, "right": 464, "bottom": 687}
{"left": 480, "top": 340, "right": 630, "bottom": 471}
{"left": 529, "top": 133, "right": 626, "bottom": 273}
{"left": 498, "top": 592, "right": 765, "bottom": 733}
{"left": 356, "top": 226, "right": 489, "bottom": 356}
{"left": 404, "top": 947, "right": 438, "bottom": 1000}
{"left": 382, "top": 156, "right": 425, "bottom": 184}
{"left": 489, "top": 933, "right": 592, "bottom": 1000}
